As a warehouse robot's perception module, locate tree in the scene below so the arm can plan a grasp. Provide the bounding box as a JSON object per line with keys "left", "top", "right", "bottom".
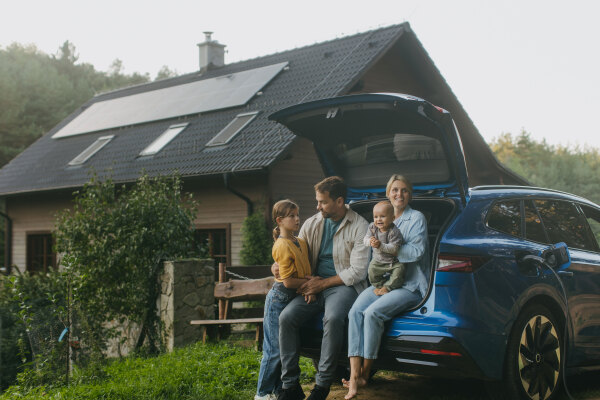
{"left": 490, "top": 131, "right": 600, "bottom": 205}
{"left": 155, "top": 65, "right": 178, "bottom": 81}
{"left": 54, "top": 173, "right": 198, "bottom": 356}
{"left": 0, "top": 42, "right": 151, "bottom": 168}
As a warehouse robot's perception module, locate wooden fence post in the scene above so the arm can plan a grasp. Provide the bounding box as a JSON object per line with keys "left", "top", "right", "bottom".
{"left": 218, "top": 263, "right": 228, "bottom": 320}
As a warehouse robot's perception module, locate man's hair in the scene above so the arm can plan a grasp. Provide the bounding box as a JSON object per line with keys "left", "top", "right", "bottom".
{"left": 314, "top": 176, "right": 347, "bottom": 201}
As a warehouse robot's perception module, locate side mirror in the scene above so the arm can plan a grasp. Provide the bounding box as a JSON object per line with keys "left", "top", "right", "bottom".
{"left": 541, "top": 242, "right": 571, "bottom": 269}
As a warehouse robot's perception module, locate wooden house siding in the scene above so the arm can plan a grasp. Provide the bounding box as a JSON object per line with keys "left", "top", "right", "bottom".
{"left": 268, "top": 137, "right": 325, "bottom": 225}
{"left": 188, "top": 176, "right": 268, "bottom": 266}
{"left": 7, "top": 193, "right": 71, "bottom": 273}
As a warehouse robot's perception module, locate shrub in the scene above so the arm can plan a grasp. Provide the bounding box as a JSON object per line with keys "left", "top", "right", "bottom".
{"left": 239, "top": 212, "right": 273, "bottom": 265}
{"left": 0, "top": 269, "right": 68, "bottom": 390}
{"left": 54, "top": 173, "right": 198, "bottom": 359}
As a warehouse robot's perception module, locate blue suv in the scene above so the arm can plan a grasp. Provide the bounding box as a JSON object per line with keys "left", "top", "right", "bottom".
{"left": 270, "top": 93, "right": 600, "bottom": 400}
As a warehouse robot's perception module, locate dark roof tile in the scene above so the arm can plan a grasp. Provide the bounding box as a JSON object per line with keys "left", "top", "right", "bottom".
{"left": 0, "top": 24, "right": 408, "bottom": 195}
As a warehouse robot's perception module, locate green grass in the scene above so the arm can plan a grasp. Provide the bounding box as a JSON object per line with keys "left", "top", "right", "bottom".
{"left": 0, "top": 342, "right": 316, "bottom": 400}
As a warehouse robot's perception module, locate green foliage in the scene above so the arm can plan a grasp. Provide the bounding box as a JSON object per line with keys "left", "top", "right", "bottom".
{"left": 0, "top": 343, "right": 316, "bottom": 399}
{"left": 54, "top": 173, "right": 198, "bottom": 360}
{"left": 0, "top": 41, "right": 150, "bottom": 168}
{"left": 239, "top": 212, "right": 273, "bottom": 265}
{"left": 490, "top": 131, "right": 600, "bottom": 205}
{"left": 0, "top": 270, "right": 68, "bottom": 391}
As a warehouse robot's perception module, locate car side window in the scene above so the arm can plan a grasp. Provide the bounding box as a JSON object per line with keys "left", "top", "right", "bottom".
{"left": 534, "top": 199, "right": 593, "bottom": 251}
{"left": 579, "top": 204, "right": 600, "bottom": 252}
{"left": 487, "top": 200, "right": 521, "bottom": 237}
{"left": 524, "top": 200, "right": 548, "bottom": 243}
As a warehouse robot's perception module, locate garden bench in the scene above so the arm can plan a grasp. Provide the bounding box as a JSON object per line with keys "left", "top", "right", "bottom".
{"left": 190, "top": 263, "right": 273, "bottom": 348}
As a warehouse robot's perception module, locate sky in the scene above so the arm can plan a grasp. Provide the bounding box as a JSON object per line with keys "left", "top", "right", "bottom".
{"left": 2, "top": 0, "right": 599, "bottom": 149}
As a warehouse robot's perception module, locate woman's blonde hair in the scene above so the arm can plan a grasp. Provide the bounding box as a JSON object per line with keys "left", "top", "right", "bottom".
{"left": 385, "top": 174, "right": 413, "bottom": 198}
{"left": 272, "top": 199, "right": 299, "bottom": 240}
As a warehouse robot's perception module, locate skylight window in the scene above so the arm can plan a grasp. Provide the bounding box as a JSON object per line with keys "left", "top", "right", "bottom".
{"left": 68, "top": 135, "right": 114, "bottom": 166}
{"left": 139, "top": 123, "right": 189, "bottom": 156}
{"left": 206, "top": 112, "right": 258, "bottom": 147}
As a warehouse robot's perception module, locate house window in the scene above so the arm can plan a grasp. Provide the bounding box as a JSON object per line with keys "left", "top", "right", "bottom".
{"left": 68, "top": 135, "right": 114, "bottom": 166}
{"left": 26, "top": 233, "right": 56, "bottom": 273}
{"left": 205, "top": 112, "right": 258, "bottom": 147}
{"left": 195, "top": 225, "right": 230, "bottom": 266}
{"left": 139, "top": 123, "right": 189, "bottom": 156}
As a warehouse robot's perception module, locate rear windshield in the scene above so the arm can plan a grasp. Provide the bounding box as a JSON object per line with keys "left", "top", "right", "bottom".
{"left": 326, "top": 133, "right": 450, "bottom": 188}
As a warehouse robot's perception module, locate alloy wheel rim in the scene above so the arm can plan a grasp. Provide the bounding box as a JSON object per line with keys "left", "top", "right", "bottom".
{"left": 518, "top": 314, "right": 560, "bottom": 400}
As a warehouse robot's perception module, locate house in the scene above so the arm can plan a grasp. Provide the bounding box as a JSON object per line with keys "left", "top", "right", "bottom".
{"left": 0, "top": 23, "right": 526, "bottom": 274}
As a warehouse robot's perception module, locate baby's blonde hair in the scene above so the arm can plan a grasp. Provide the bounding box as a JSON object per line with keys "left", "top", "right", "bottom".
{"left": 374, "top": 200, "right": 394, "bottom": 217}
{"left": 272, "top": 199, "right": 299, "bottom": 241}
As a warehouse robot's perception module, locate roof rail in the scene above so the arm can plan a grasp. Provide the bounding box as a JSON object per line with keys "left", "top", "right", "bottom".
{"left": 470, "top": 185, "right": 589, "bottom": 201}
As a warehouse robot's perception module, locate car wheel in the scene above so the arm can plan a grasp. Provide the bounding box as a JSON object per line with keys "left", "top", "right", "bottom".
{"left": 505, "top": 304, "right": 563, "bottom": 400}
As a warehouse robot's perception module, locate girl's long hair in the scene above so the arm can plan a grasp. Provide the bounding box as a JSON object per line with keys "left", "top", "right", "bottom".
{"left": 272, "top": 199, "right": 299, "bottom": 241}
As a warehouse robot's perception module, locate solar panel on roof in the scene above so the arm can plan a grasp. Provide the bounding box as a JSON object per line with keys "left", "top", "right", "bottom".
{"left": 52, "top": 62, "right": 288, "bottom": 139}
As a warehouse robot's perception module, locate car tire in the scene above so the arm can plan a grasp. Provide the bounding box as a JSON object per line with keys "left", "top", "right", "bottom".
{"left": 504, "top": 304, "right": 563, "bottom": 400}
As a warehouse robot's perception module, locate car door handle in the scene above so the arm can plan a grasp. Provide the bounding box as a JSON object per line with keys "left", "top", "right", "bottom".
{"left": 558, "top": 270, "right": 573, "bottom": 277}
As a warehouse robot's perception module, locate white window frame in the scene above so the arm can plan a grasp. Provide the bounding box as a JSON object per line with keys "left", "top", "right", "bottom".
{"left": 139, "top": 123, "right": 189, "bottom": 156}
{"left": 205, "top": 111, "right": 259, "bottom": 147}
{"left": 68, "top": 135, "right": 114, "bottom": 166}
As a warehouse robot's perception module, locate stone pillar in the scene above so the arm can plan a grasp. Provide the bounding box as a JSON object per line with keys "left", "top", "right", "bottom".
{"left": 159, "top": 259, "right": 215, "bottom": 351}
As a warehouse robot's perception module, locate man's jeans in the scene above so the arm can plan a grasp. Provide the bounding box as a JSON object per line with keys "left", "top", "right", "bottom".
{"left": 348, "top": 286, "right": 421, "bottom": 359}
{"left": 256, "top": 284, "right": 296, "bottom": 396}
{"left": 279, "top": 285, "right": 357, "bottom": 389}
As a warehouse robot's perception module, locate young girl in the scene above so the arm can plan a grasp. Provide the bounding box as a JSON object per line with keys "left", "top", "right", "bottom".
{"left": 255, "top": 200, "right": 313, "bottom": 400}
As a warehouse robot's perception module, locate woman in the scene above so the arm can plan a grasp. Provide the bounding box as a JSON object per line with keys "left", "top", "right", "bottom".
{"left": 343, "top": 174, "right": 429, "bottom": 399}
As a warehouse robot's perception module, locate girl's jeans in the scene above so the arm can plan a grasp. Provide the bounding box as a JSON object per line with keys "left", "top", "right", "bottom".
{"left": 256, "top": 283, "right": 296, "bottom": 396}
{"left": 347, "top": 286, "right": 421, "bottom": 359}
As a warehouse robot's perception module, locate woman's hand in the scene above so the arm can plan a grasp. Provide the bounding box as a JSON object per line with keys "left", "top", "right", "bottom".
{"left": 373, "top": 287, "right": 389, "bottom": 296}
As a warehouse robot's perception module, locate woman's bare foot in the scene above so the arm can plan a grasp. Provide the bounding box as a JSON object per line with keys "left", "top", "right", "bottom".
{"left": 344, "top": 376, "right": 359, "bottom": 399}
{"left": 342, "top": 376, "right": 368, "bottom": 390}
{"left": 344, "top": 375, "right": 369, "bottom": 398}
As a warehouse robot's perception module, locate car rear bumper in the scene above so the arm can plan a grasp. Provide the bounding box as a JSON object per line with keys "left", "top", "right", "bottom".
{"left": 376, "top": 334, "right": 488, "bottom": 379}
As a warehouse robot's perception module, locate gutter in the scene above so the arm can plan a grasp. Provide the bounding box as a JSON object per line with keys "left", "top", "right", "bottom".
{"left": 0, "top": 210, "right": 12, "bottom": 275}
{"left": 223, "top": 173, "right": 253, "bottom": 216}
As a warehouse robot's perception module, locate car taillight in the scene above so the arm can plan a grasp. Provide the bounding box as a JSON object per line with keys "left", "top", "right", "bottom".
{"left": 420, "top": 349, "right": 462, "bottom": 357}
{"left": 436, "top": 254, "right": 488, "bottom": 273}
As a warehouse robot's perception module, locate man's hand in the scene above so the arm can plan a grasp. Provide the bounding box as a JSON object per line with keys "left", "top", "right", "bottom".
{"left": 298, "top": 276, "right": 325, "bottom": 296}
{"left": 271, "top": 262, "right": 280, "bottom": 280}
{"left": 369, "top": 236, "right": 381, "bottom": 249}
{"left": 373, "top": 286, "right": 389, "bottom": 296}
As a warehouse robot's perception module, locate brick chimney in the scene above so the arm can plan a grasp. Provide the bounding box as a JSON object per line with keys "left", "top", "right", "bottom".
{"left": 197, "top": 31, "right": 226, "bottom": 71}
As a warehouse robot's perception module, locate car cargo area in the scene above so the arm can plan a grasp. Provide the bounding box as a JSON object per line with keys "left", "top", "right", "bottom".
{"left": 350, "top": 197, "right": 457, "bottom": 267}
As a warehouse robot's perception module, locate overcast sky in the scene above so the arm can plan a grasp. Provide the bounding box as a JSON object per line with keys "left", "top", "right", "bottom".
{"left": 2, "top": 0, "right": 599, "bottom": 149}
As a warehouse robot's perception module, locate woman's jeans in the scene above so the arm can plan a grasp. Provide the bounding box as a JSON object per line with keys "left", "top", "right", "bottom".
{"left": 348, "top": 286, "right": 421, "bottom": 359}
{"left": 256, "top": 283, "right": 296, "bottom": 396}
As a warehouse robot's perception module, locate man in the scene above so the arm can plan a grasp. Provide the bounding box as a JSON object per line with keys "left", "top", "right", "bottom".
{"left": 276, "top": 176, "right": 369, "bottom": 400}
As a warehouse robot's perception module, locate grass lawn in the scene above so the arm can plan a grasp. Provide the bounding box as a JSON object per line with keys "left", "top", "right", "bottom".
{"left": 0, "top": 342, "right": 316, "bottom": 400}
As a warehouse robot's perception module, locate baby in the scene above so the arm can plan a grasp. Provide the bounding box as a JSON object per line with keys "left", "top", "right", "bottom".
{"left": 363, "top": 201, "right": 405, "bottom": 295}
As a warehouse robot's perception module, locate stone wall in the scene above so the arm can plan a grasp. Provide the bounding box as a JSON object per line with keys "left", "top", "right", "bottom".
{"left": 159, "top": 259, "right": 215, "bottom": 351}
